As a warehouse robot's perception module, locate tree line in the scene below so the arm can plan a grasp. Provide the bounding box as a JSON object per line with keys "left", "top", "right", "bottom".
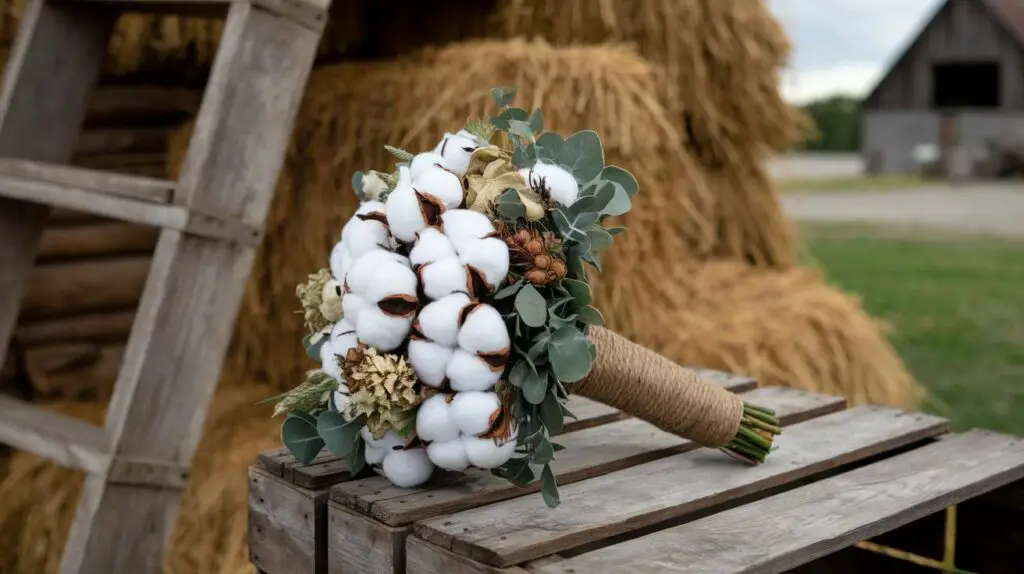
{"left": 797, "top": 95, "right": 861, "bottom": 152}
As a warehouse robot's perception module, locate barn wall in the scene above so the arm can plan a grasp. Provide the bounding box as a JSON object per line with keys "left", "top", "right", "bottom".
{"left": 869, "top": 0, "right": 1024, "bottom": 109}
{"left": 863, "top": 110, "right": 1024, "bottom": 173}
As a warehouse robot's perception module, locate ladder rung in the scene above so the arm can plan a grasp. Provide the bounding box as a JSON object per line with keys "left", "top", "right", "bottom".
{"left": 69, "top": 0, "right": 329, "bottom": 29}
{"left": 0, "top": 395, "right": 111, "bottom": 474}
{"left": 0, "top": 159, "right": 261, "bottom": 245}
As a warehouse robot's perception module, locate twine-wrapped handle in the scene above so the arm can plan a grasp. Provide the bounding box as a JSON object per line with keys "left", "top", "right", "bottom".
{"left": 573, "top": 327, "right": 780, "bottom": 463}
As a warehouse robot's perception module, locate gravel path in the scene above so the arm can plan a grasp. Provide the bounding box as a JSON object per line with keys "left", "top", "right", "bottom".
{"left": 781, "top": 184, "right": 1024, "bottom": 237}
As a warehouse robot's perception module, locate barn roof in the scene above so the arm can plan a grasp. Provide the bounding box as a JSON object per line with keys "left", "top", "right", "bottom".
{"left": 863, "top": 0, "right": 1024, "bottom": 108}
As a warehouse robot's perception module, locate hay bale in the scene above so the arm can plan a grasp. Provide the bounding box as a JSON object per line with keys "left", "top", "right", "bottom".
{"left": 169, "top": 38, "right": 717, "bottom": 394}
{"left": 596, "top": 258, "right": 922, "bottom": 409}
{"left": 0, "top": 386, "right": 280, "bottom": 574}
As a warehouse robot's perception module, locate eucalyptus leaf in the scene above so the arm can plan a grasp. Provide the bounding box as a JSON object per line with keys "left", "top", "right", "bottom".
{"left": 303, "top": 332, "right": 328, "bottom": 361}
{"left": 601, "top": 182, "right": 632, "bottom": 217}
{"left": 548, "top": 326, "right": 593, "bottom": 383}
{"left": 508, "top": 360, "right": 532, "bottom": 388}
{"left": 497, "top": 189, "right": 526, "bottom": 219}
{"left": 529, "top": 109, "right": 544, "bottom": 134}
{"left": 534, "top": 132, "right": 564, "bottom": 162}
{"left": 534, "top": 437, "right": 555, "bottom": 465}
{"left": 351, "top": 171, "right": 365, "bottom": 199}
{"left": 601, "top": 165, "right": 639, "bottom": 197}
{"left": 541, "top": 465, "right": 561, "bottom": 508}
{"left": 523, "top": 367, "right": 548, "bottom": 405}
{"left": 316, "top": 410, "right": 358, "bottom": 458}
{"left": 515, "top": 284, "right": 547, "bottom": 327}
{"left": 577, "top": 305, "right": 605, "bottom": 326}
{"left": 494, "top": 280, "right": 523, "bottom": 300}
{"left": 508, "top": 119, "right": 534, "bottom": 140}
{"left": 346, "top": 435, "right": 366, "bottom": 475}
{"left": 491, "top": 107, "right": 528, "bottom": 130}
{"left": 557, "top": 130, "right": 604, "bottom": 184}
{"left": 512, "top": 142, "right": 530, "bottom": 167}
{"left": 527, "top": 333, "right": 550, "bottom": 361}
{"left": 491, "top": 86, "right": 518, "bottom": 108}
{"left": 504, "top": 457, "right": 534, "bottom": 487}
{"left": 560, "top": 278, "right": 592, "bottom": 307}
{"left": 606, "top": 226, "right": 626, "bottom": 236}
{"left": 566, "top": 243, "right": 587, "bottom": 279}
{"left": 552, "top": 442, "right": 566, "bottom": 452}
{"left": 552, "top": 207, "right": 598, "bottom": 245}
{"left": 539, "top": 392, "right": 564, "bottom": 435}
{"left": 281, "top": 412, "right": 324, "bottom": 464}
{"left": 587, "top": 226, "right": 614, "bottom": 252}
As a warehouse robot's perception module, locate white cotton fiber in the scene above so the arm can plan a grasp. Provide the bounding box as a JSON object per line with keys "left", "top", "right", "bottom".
{"left": 329, "top": 240, "right": 348, "bottom": 283}
{"left": 440, "top": 209, "right": 494, "bottom": 246}
{"left": 462, "top": 437, "right": 517, "bottom": 469}
{"left": 320, "top": 340, "right": 342, "bottom": 381}
{"left": 410, "top": 151, "right": 444, "bottom": 181}
{"left": 365, "top": 444, "right": 387, "bottom": 466}
{"left": 408, "top": 338, "right": 454, "bottom": 388}
{"left": 450, "top": 391, "right": 501, "bottom": 436}
{"left": 415, "top": 394, "right": 460, "bottom": 443}
{"left": 447, "top": 349, "right": 501, "bottom": 392}
{"left": 458, "top": 237, "right": 510, "bottom": 290}
{"left": 457, "top": 303, "right": 510, "bottom": 356}
{"left": 522, "top": 162, "right": 580, "bottom": 207}
{"left": 345, "top": 219, "right": 392, "bottom": 259}
{"left": 382, "top": 448, "right": 435, "bottom": 488}
{"left": 330, "top": 389, "right": 350, "bottom": 415}
{"left": 346, "top": 249, "right": 408, "bottom": 295}
{"left": 413, "top": 165, "right": 464, "bottom": 208}
{"left": 341, "top": 292, "right": 371, "bottom": 327}
{"left": 419, "top": 258, "right": 469, "bottom": 301}
{"left": 435, "top": 132, "right": 478, "bottom": 177}
{"left": 364, "top": 261, "right": 417, "bottom": 303}
{"left": 385, "top": 184, "right": 430, "bottom": 243}
{"left": 409, "top": 227, "right": 456, "bottom": 267}
{"left": 417, "top": 292, "right": 471, "bottom": 347}
{"left": 427, "top": 440, "right": 470, "bottom": 472}
{"left": 362, "top": 428, "right": 405, "bottom": 450}
{"left": 330, "top": 319, "right": 359, "bottom": 358}
{"left": 354, "top": 308, "right": 411, "bottom": 351}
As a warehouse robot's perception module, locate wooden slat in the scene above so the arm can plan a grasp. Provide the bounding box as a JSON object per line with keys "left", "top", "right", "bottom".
{"left": 0, "top": 394, "right": 110, "bottom": 474}
{"left": 75, "top": 126, "right": 174, "bottom": 156}
{"left": 38, "top": 222, "right": 159, "bottom": 260}
{"left": 22, "top": 257, "right": 150, "bottom": 319}
{"left": 0, "top": 0, "right": 116, "bottom": 398}
{"left": 23, "top": 342, "right": 124, "bottom": 399}
{"left": 0, "top": 158, "right": 173, "bottom": 202}
{"left": 249, "top": 467, "right": 327, "bottom": 574}
{"left": 327, "top": 504, "right": 413, "bottom": 574}
{"left": 414, "top": 406, "right": 948, "bottom": 567}
{"left": 60, "top": 2, "right": 325, "bottom": 571}
{"left": 85, "top": 86, "right": 201, "bottom": 125}
{"left": 406, "top": 533, "right": 532, "bottom": 574}
{"left": 333, "top": 387, "right": 845, "bottom": 526}
{"left": 530, "top": 430, "right": 1024, "bottom": 574}
{"left": 561, "top": 395, "right": 628, "bottom": 433}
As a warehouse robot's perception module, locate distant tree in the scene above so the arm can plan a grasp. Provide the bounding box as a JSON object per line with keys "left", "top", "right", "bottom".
{"left": 797, "top": 95, "right": 861, "bottom": 152}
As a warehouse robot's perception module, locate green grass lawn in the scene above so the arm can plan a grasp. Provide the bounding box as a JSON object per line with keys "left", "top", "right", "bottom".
{"left": 778, "top": 174, "right": 936, "bottom": 194}
{"left": 800, "top": 223, "right": 1024, "bottom": 435}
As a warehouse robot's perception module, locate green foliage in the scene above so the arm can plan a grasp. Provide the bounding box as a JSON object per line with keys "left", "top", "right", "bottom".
{"left": 491, "top": 86, "right": 518, "bottom": 108}
{"left": 514, "top": 284, "right": 548, "bottom": 327}
{"left": 557, "top": 130, "right": 604, "bottom": 183}
{"left": 798, "top": 95, "right": 861, "bottom": 152}
{"left": 351, "top": 171, "right": 365, "bottom": 201}
{"left": 281, "top": 412, "right": 324, "bottom": 464}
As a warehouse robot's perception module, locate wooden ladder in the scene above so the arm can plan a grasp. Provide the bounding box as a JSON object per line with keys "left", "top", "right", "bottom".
{"left": 0, "top": 1, "right": 327, "bottom": 572}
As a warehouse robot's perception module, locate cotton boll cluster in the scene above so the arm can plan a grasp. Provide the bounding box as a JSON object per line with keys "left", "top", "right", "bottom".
{"left": 342, "top": 249, "right": 418, "bottom": 351}
{"left": 416, "top": 392, "right": 517, "bottom": 471}
{"left": 521, "top": 162, "right": 580, "bottom": 207}
{"left": 410, "top": 210, "right": 509, "bottom": 300}
{"left": 362, "top": 428, "right": 434, "bottom": 488}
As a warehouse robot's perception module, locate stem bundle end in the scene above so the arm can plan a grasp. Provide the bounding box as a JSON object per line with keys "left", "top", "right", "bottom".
{"left": 721, "top": 403, "right": 781, "bottom": 465}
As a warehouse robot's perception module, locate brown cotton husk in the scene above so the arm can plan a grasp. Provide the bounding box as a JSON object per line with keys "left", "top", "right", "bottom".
{"left": 168, "top": 38, "right": 716, "bottom": 394}
{"left": 592, "top": 258, "right": 923, "bottom": 410}
{"left": 0, "top": 386, "right": 283, "bottom": 574}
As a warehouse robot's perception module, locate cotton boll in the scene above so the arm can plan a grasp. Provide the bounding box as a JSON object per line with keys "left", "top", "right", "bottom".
{"left": 330, "top": 388, "right": 350, "bottom": 414}
{"left": 523, "top": 162, "right": 580, "bottom": 207}
{"left": 419, "top": 257, "right": 469, "bottom": 301}
{"left": 435, "top": 132, "right": 479, "bottom": 177}
{"left": 346, "top": 220, "right": 392, "bottom": 259}
{"left": 457, "top": 237, "right": 510, "bottom": 292}
{"left": 330, "top": 319, "right": 359, "bottom": 358}
{"left": 364, "top": 260, "right": 417, "bottom": 304}
{"left": 417, "top": 292, "right": 471, "bottom": 347}
{"left": 463, "top": 437, "right": 517, "bottom": 469}
{"left": 341, "top": 292, "right": 371, "bottom": 327}
{"left": 382, "top": 448, "right": 434, "bottom": 488}
{"left": 329, "top": 241, "right": 349, "bottom": 283}
{"left": 397, "top": 165, "right": 411, "bottom": 187}
{"left": 365, "top": 444, "right": 387, "bottom": 466}
{"left": 362, "top": 428, "right": 405, "bottom": 450}
{"left": 440, "top": 209, "right": 494, "bottom": 246}
{"left": 320, "top": 340, "right": 342, "bottom": 381}
{"left": 414, "top": 165, "right": 464, "bottom": 208}
{"left": 447, "top": 349, "right": 501, "bottom": 392}
{"left": 385, "top": 184, "right": 433, "bottom": 243}
{"left": 346, "top": 249, "right": 410, "bottom": 295}
{"left": 410, "top": 152, "right": 444, "bottom": 181}
{"left": 408, "top": 338, "right": 455, "bottom": 388}
{"left": 450, "top": 391, "right": 501, "bottom": 436}
{"left": 457, "top": 304, "right": 511, "bottom": 356}
{"left": 427, "top": 440, "right": 470, "bottom": 472}
{"left": 355, "top": 308, "right": 412, "bottom": 351}
{"left": 409, "top": 227, "right": 456, "bottom": 267}
{"left": 416, "top": 394, "right": 460, "bottom": 443}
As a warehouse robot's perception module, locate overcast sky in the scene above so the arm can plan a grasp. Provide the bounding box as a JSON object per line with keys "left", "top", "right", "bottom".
{"left": 767, "top": 0, "right": 945, "bottom": 104}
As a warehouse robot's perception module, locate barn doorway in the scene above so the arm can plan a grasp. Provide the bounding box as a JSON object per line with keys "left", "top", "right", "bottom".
{"left": 932, "top": 62, "right": 1001, "bottom": 108}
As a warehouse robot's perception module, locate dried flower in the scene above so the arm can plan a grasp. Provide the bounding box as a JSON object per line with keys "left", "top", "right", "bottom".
{"left": 498, "top": 223, "right": 567, "bottom": 286}
{"left": 296, "top": 268, "right": 336, "bottom": 333}
{"left": 342, "top": 347, "right": 423, "bottom": 438}
{"left": 464, "top": 146, "right": 545, "bottom": 220}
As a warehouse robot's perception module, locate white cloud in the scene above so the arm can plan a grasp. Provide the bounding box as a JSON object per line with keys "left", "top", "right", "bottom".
{"left": 779, "top": 62, "right": 883, "bottom": 105}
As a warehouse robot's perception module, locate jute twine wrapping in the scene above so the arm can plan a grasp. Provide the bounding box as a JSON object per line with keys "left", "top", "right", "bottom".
{"left": 574, "top": 326, "right": 744, "bottom": 448}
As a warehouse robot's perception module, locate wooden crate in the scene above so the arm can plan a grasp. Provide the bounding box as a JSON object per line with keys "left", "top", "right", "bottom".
{"left": 248, "top": 377, "right": 1024, "bottom": 574}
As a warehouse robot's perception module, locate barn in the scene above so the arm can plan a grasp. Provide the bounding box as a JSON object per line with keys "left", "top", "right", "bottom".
{"left": 862, "top": 0, "right": 1024, "bottom": 175}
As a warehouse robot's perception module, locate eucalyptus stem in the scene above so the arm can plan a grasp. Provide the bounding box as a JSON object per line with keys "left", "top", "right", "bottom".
{"left": 721, "top": 402, "right": 781, "bottom": 465}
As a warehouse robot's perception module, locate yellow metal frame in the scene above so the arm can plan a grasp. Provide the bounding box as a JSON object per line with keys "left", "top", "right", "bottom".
{"left": 853, "top": 506, "right": 976, "bottom": 574}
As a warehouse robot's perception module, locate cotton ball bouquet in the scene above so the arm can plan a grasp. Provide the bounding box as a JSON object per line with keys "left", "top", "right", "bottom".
{"left": 274, "top": 86, "right": 641, "bottom": 506}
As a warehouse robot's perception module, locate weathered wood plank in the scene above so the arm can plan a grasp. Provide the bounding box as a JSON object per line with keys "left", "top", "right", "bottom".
{"left": 15, "top": 310, "right": 136, "bottom": 346}
{"left": 0, "top": 394, "right": 110, "bottom": 474}
{"left": 407, "top": 536, "right": 530, "bottom": 574}
{"left": 334, "top": 387, "right": 844, "bottom": 526}
{"left": 249, "top": 467, "right": 327, "bottom": 574}
{"left": 414, "top": 407, "right": 948, "bottom": 567}
{"left": 528, "top": 429, "right": 1024, "bottom": 574}
{"left": 0, "top": 158, "right": 173, "bottom": 202}
{"left": 85, "top": 86, "right": 201, "bottom": 125}
{"left": 23, "top": 257, "right": 150, "bottom": 319}
{"left": 23, "top": 342, "right": 124, "bottom": 399}
{"left": 75, "top": 126, "right": 174, "bottom": 157}
{"left": 37, "top": 222, "right": 159, "bottom": 260}
{"left": 327, "top": 504, "right": 411, "bottom": 574}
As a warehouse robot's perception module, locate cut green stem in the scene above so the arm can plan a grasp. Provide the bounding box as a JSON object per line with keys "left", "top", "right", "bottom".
{"left": 721, "top": 402, "right": 782, "bottom": 465}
